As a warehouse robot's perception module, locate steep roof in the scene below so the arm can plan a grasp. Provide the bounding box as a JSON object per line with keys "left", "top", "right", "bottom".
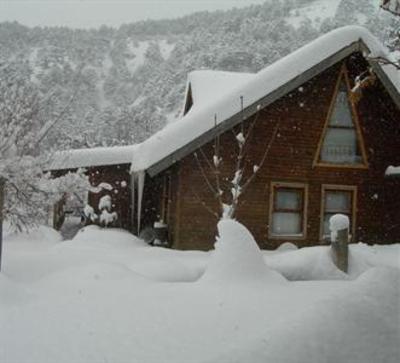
{"left": 130, "top": 26, "right": 400, "bottom": 176}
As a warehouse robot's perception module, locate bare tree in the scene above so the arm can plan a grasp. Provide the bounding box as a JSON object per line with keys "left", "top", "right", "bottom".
{"left": 193, "top": 99, "right": 280, "bottom": 220}
{"left": 350, "top": 1, "right": 400, "bottom": 101}
{"left": 381, "top": 0, "right": 400, "bottom": 16}
{"left": 0, "top": 60, "right": 89, "bottom": 271}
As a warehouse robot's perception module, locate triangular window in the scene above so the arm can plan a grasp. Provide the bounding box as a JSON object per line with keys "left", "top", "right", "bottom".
{"left": 315, "top": 65, "right": 367, "bottom": 167}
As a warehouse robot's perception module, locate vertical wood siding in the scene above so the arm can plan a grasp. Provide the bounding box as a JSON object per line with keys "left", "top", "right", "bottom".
{"left": 154, "top": 53, "right": 400, "bottom": 250}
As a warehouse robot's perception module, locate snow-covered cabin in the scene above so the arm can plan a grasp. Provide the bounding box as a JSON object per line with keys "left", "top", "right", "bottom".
{"left": 50, "top": 26, "right": 400, "bottom": 249}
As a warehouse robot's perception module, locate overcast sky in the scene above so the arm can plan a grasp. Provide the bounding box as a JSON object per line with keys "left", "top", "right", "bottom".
{"left": 0, "top": 0, "right": 268, "bottom": 28}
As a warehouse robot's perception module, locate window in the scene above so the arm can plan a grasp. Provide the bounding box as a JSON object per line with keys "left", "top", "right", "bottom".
{"left": 321, "top": 185, "right": 357, "bottom": 240}
{"left": 269, "top": 182, "right": 307, "bottom": 238}
{"left": 315, "top": 65, "right": 368, "bottom": 167}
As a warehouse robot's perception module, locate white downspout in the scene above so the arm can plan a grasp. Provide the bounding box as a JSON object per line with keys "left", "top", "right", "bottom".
{"left": 137, "top": 170, "right": 145, "bottom": 233}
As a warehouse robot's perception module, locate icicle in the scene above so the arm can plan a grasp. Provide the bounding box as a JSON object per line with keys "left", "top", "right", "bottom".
{"left": 137, "top": 170, "right": 145, "bottom": 233}
{"left": 130, "top": 172, "right": 135, "bottom": 233}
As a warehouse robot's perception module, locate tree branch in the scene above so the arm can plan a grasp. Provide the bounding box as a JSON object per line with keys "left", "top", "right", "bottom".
{"left": 241, "top": 119, "right": 280, "bottom": 193}
{"left": 189, "top": 187, "right": 219, "bottom": 219}
{"left": 368, "top": 55, "right": 400, "bottom": 70}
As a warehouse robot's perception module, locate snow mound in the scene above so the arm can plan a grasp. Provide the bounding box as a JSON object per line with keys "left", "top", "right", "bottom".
{"left": 329, "top": 213, "right": 349, "bottom": 241}
{"left": 33, "top": 263, "right": 148, "bottom": 291}
{"left": 276, "top": 241, "right": 298, "bottom": 252}
{"left": 0, "top": 274, "right": 32, "bottom": 306}
{"left": 205, "top": 267, "right": 400, "bottom": 363}
{"left": 69, "top": 225, "right": 147, "bottom": 248}
{"left": 265, "top": 246, "right": 347, "bottom": 281}
{"left": 4, "top": 225, "right": 62, "bottom": 246}
{"left": 348, "top": 243, "right": 400, "bottom": 276}
{"left": 329, "top": 213, "right": 349, "bottom": 232}
{"left": 201, "top": 219, "right": 285, "bottom": 284}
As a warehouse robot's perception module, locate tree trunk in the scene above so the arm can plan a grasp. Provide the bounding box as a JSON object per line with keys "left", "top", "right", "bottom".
{"left": 0, "top": 178, "right": 5, "bottom": 272}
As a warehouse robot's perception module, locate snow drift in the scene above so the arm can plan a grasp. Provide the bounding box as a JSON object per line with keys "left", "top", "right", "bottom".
{"left": 1, "top": 225, "right": 399, "bottom": 363}
{"left": 201, "top": 219, "right": 285, "bottom": 284}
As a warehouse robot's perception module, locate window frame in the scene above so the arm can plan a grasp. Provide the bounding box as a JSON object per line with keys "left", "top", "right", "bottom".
{"left": 268, "top": 181, "right": 308, "bottom": 240}
{"left": 320, "top": 184, "right": 357, "bottom": 242}
{"left": 313, "top": 63, "right": 368, "bottom": 169}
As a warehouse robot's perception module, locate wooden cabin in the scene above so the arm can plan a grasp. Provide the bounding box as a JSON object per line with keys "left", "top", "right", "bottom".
{"left": 50, "top": 26, "right": 400, "bottom": 250}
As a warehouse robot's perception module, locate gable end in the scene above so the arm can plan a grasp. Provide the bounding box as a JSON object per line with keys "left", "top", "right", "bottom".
{"left": 147, "top": 41, "right": 364, "bottom": 177}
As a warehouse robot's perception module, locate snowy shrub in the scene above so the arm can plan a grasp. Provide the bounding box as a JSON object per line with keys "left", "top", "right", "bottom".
{"left": 98, "top": 195, "right": 112, "bottom": 211}
{"left": 97, "top": 194, "right": 118, "bottom": 227}
{"left": 0, "top": 60, "right": 90, "bottom": 238}
{"left": 83, "top": 204, "right": 98, "bottom": 222}
{"left": 99, "top": 210, "right": 118, "bottom": 227}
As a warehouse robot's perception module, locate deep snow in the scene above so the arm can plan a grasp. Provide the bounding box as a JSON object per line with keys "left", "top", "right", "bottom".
{"left": 1, "top": 222, "right": 399, "bottom": 363}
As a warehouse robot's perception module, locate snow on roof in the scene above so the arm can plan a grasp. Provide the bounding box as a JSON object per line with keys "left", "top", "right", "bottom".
{"left": 385, "top": 165, "right": 400, "bottom": 176}
{"left": 131, "top": 26, "right": 399, "bottom": 174}
{"left": 187, "top": 70, "right": 255, "bottom": 110}
{"left": 48, "top": 145, "right": 135, "bottom": 170}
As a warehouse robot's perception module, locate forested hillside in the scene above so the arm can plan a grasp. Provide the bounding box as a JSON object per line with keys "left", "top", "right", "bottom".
{"left": 0, "top": 0, "right": 395, "bottom": 151}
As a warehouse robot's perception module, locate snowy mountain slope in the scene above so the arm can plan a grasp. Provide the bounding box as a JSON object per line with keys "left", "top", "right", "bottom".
{"left": 288, "top": 0, "right": 342, "bottom": 28}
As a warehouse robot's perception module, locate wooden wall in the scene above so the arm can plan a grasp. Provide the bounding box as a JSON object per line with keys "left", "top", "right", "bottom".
{"left": 86, "top": 164, "right": 132, "bottom": 230}
{"left": 163, "top": 53, "right": 400, "bottom": 250}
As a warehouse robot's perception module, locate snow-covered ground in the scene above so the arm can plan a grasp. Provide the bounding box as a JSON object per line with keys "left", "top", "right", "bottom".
{"left": 1, "top": 221, "right": 399, "bottom": 363}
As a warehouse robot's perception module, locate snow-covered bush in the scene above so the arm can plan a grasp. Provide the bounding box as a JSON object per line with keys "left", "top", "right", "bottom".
{"left": 0, "top": 59, "right": 89, "bottom": 269}
{"left": 99, "top": 210, "right": 118, "bottom": 227}
{"left": 97, "top": 195, "right": 118, "bottom": 227}
{"left": 83, "top": 204, "right": 98, "bottom": 223}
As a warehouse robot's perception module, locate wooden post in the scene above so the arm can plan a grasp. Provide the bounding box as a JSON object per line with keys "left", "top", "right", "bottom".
{"left": 52, "top": 196, "right": 66, "bottom": 231}
{"left": 331, "top": 227, "right": 349, "bottom": 273}
{"left": 0, "top": 178, "right": 5, "bottom": 272}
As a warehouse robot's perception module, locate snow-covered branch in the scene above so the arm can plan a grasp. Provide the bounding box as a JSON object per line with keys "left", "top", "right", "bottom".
{"left": 381, "top": 0, "right": 400, "bottom": 16}
{"left": 194, "top": 101, "right": 278, "bottom": 220}
{"left": 0, "top": 59, "right": 90, "bottom": 270}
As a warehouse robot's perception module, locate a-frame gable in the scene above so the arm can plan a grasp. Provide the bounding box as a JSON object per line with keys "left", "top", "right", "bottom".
{"left": 141, "top": 31, "right": 400, "bottom": 178}
{"left": 313, "top": 63, "right": 368, "bottom": 169}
